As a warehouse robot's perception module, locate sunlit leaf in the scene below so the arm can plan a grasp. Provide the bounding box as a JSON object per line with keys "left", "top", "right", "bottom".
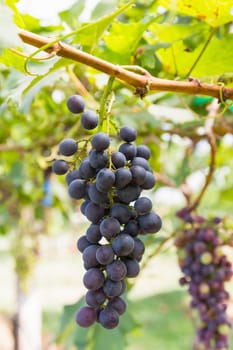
{"left": 159, "top": 0, "right": 233, "bottom": 27}
{"left": 71, "top": 0, "right": 134, "bottom": 52}
{"left": 4, "top": 0, "right": 25, "bottom": 28}
{"left": 0, "top": 3, "right": 22, "bottom": 51}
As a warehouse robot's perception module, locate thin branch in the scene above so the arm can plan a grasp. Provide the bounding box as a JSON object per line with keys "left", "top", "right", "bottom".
{"left": 188, "top": 100, "right": 218, "bottom": 211}
{"left": 0, "top": 144, "right": 25, "bottom": 152}
{"left": 186, "top": 28, "right": 217, "bottom": 78}
{"left": 18, "top": 30, "right": 233, "bottom": 101}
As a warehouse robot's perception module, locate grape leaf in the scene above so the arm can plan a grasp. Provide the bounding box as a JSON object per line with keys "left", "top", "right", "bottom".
{"left": 4, "top": 0, "right": 25, "bottom": 28}
{"left": 0, "top": 3, "right": 21, "bottom": 51}
{"left": 104, "top": 21, "right": 148, "bottom": 54}
{"left": 71, "top": 0, "right": 134, "bottom": 52}
{"left": 159, "top": 0, "right": 233, "bottom": 27}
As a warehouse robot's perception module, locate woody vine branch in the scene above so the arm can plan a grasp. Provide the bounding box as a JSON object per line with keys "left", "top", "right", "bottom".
{"left": 18, "top": 30, "right": 233, "bottom": 101}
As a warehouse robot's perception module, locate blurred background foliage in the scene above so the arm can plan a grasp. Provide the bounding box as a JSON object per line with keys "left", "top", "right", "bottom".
{"left": 1, "top": 0, "right": 233, "bottom": 349}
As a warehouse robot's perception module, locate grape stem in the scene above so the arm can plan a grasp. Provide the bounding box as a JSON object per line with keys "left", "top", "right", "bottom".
{"left": 188, "top": 100, "right": 218, "bottom": 212}
{"left": 18, "top": 30, "right": 233, "bottom": 101}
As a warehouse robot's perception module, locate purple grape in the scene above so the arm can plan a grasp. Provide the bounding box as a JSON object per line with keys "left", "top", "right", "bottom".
{"left": 138, "top": 212, "right": 162, "bottom": 234}
{"left": 91, "top": 132, "right": 110, "bottom": 151}
{"left": 100, "top": 217, "right": 121, "bottom": 240}
{"left": 83, "top": 268, "right": 105, "bottom": 290}
{"left": 136, "top": 145, "right": 151, "bottom": 160}
{"left": 112, "top": 234, "right": 135, "bottom": 256}
{"left": 134, "top": 197, "right": 152, "bottom": 215}
{"left": 110, "top": 203, "right": 132, "bottom": 224}
{"left": 96, "top": 245, "right": 115, "bottom": 265}
{"left": 106, "top": 260, "right": 127, "bottom": 281}
{"left": 86, "top": 224, "right": 101, "bottom": 244}
{"left": 58, "top": 138, "right": 77, "bottom": 156}
{"left": 119, "top": 126, "right": 137, "bottom": 142}
{"left": 85, "top": 288, "right": 106, "bottom": 308}
{"left": 81, "top": 110, "right": 98, "bottom": 130}
{"left": 115, "top": 168, "right": 132, "bottom": 189}
{"left": 77, "top": 235, "right": 91, "bottom": 252}
{"left": 98, "top": 307, "right": 119, "bottom": 329}
{"left": 52, "top": 159, "right": 68, "bottom": 175}
{"left": 107, "top": 297, "right": 126, "bottom": 315}
{"left": 76, "top": 306, "right": 97, "bottom": 327}
{"left": 68, "top": 179, "right": 86, "bottom": 199}
{"left": 67, "top": 94, "right": 85, "bottom": 114}
{"left": 111, "top": 152, "right": 126, "bottom": 168}
{"left": 118, "top": 142, "right": 136, "bottom": 160}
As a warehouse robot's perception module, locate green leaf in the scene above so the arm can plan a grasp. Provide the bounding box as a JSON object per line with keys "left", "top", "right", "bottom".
{"left": 104, "top": 21, "right": 147, "bottom": 55}
{"left": 0, "top": 3, "right": 22, "bottom": 51}
{"left": 159, "top": 0, "right": 233, "bottom": 27}
{"left": 4, "top": 0, "right": 25, "bottom": 28}
{"left": 0, "top": 48, "right": 25, "bottom": 72}
{"left": 71, "top": 0, "right": 135, "bottom": 52}
{"left": 91, "top": 0, "right": 118, "bottom": 20}
{"left": 59, "top": 0, "right": 86, "bottom": 28}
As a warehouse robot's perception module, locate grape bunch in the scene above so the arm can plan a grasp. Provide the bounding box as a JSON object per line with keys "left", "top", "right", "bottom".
{"left": 52, "top": 94, "right": 162, "bottom": 329}
{"left": 175, "top": 212, "right": 232, "bottom": 350}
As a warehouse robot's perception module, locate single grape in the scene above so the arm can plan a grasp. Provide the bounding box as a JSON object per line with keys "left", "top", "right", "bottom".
{"left": 131, "top": 157, "right": 151, "bottom": 171}
{"left": 67, "top": 94, "right": 85, "bottom": 114}
{"left": 85, "top": 202, "right": 105, "bottom": 224}
{"left": 122, "top": 258, "right": 140, "bottom": 278}
{"left": 76, "top": 306, "right": 97, "bottom": 327}
{"left": 85, "top": 288, "right": 106, "bottom": 308}
{"left": 103, "top": 279, "right": 124, "bottom": 298}
{"left": 96, "top": 245, "right": 115, "bottom": 265}
{"left": 134, "top": 197, "right": 152, "bottom": 215}
{"left": 138, "top": 212, "right": 162, "bottom": 234}
{"left": 106, "top": 260, "right": 127, "bottom": 281}
{"left": 130, "top": 165, "right": 146, "bottom": 185}
{"left": 110, "top": 203, "right": 132, "bottom": 224}
{"left": 96, "top": 168, "right": 115, "bottom": 192}
{"left": 136, "top": 145, "right": 151, "bottom": 160}
{"left": 100, "top": 217, "right": 121, "bottom": 240}
{"left": 98, "top": 307, "right": 119, "bottom": 329}
{"left": 52, "top": 159, "right": 68, "bottom": 175}
{"left": 83, "top": 267, "right": 105, "bottom": 290}
{"left": 58, "top": 138, "right": 78, "bottom": 156}
{"left": 119, "top": 126, "right": 137, "bottom": 142}
{"left": 112, "top": 234, "right": 135, "bottom": 256}
{"left": 86, "top": 224, "right": 102, "bottom": 244}
{"left": 68, "top": 179, "right": 86, "bottom": 199}
{"left": 89, "top": 150, "right": 108, "bottom": 169}
{"left": 118, "top": 143, "right": 136, "bottom": 160}
{"left": 77, "top": 235, "right": 91, "bottom": 252}
{"left": 122, "top": 220, "right": 139, "bottom": 237}
{"left": 141, "top": 171, "right": 156, "bottom": 189}
{"left": 81, "top": 110, "right": 98, "bottom": 130}
{"left": 80, "top": 199, "right": 90, "bottom": 215}
{"left": 88, "top": 183, "right": 109, "bottom": 205}
{"left": 117, "top": 184, "right": 141, "bottom": 204}
{"left": 107, "top": 297, "right": 126, "bottom": 315}
{"left": 115, "top": 168, "right": 132, "bottom": 189}
{"left": 79, "top": 159, "right": 96, "bottom": 180}
{"left": 82, "top": 244, "right": 100, "bottom": 269}
{"left": 111, "top": 151, "right": 126, "bottom": 168}
{"left": 129, "top": 237, "right": 145, "bottom": 260}
{"left": 91, "top": 132, "right": 110, "bottom": 151}
{"left": 66, "top": 169, "right": 81, "bottom": 185}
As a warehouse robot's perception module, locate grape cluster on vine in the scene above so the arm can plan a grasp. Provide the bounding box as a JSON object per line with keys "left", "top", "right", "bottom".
{"left": 176, "top": 211, "right": 232, "bottom": 350}
{"left": 52, "top": 94, "right": 162, "bottom": 329}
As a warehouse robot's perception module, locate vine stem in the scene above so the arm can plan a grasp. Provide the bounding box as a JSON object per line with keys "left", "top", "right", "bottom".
{"left": 188, "top": 100, "right": 218, "bottom": 212}
{"left": 18, "top": 30, "right": 233, "bottom": 101}
{"left": 186, "top": 28, "right": 217, "bottom": 78}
